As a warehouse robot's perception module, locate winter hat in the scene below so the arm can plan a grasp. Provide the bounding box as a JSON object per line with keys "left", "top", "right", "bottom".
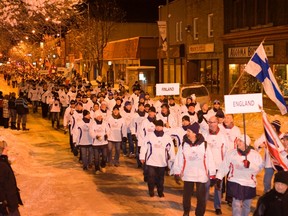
{"left": 215, "top": 110, "right": 225, "bottom": 118}
{"left": 238, "top": 134, "right": 251, "bottom": 146}
{"left": 82, "top": 94, "right": 88, "bottom": 98}
{"left": 139, "top": 94, "right": 145, "bottom": 100}
{"left": 182, "top": 115, "right": 190, "bottom": 122}
{"left": 187, "top": 103, "right": 196, "bottom": 107}
{"left": 0, "top": 140, "right": 8, "bottom": 155}
{"left": 271, "top": 120, "right": 281, "bottom": 132}
{"left": 113, "top": 106, "right": 119, "bottom": 111}
{"left": 169, "top": 96, "right": 174, "bottom": 100}
{"left": 213, "top": 99, "right": 221, "bottom": 105}
{"left": 274, "top": 171, "right": 288, "bottom": 185}
{"left": 70, "top": 100, "right": 76, "bottom": 105}
{"left": 144, "top": 104, "right": 151, "bottom": 108}
{"left": 124, "top": 101, "right": 131, "bottom": 106}
{"left": 187, "top": 122, "right": 200, "bottom": 134}
{"left": 161, "top": 103, "right": 169, "bottom": 109}
{"left": 282, "top": 133, "right": 288, "bottom": 140}
{"left": 108, "top": 92, "right": 113, "bottom": 97}
{"left": 83, "top": 109, "right": 90, "bottom": 117}
{"left": 154, "top": 119, "right": 164, "bottom": 127}
{"left": 149, "top": 106, "right": 156, "bottom": 113}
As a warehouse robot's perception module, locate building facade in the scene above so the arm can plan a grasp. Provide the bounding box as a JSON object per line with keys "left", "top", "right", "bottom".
{"left": 159, "top": 0, "right": 224, "bottom": 96}
{"left": 223, "top": 0, "right": 288, "bottom": 95}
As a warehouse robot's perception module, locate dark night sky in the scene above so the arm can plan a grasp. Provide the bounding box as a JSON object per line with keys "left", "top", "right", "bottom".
{"left": 116, "top": 0, "right": 168, "bottom": 22}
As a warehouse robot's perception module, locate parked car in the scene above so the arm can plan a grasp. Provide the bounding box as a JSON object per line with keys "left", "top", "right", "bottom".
{"left": 180, "top": 83, "right": 210, "bottom": 105}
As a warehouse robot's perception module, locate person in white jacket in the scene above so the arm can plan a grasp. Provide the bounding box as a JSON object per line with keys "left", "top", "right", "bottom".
{"left": 156, "top": 103, "right": 177, "bottom": 129}
{"left": 120, "top": 101, "right": 135, "bottom": 157}
{"left": 49, "top": 92, "right": 61, "bottom": 129}
{"left": 73, "top": 110, "right": 93, "bottom": 170}
{"left": 106, "top": 106, "right": 127, "bottom": 167}
{"left": 172, "top": 122, "right": 216, "bottom": 216}
{"left": 89, "top": 113, "right": 109, "bottom": 174}
{"left": 169, "top": 115, "right": 191, "bottom": 147}
{"left": 63, "top": 100, "right": 76, "bottom": 151}
{"left": 281, "top": 133, "right": 288, "bottom": 167}
{"left": 140, "top": 119, "right": 175, "bottom": 198}
{"left": 130, "top": 103, "right": 148, "bottom": 168}
{"left": 254, "top": 120, "right": 284, "bottom": 193}
{"left": 203, "top": 115, "right": 229, "bottom": 215}
{"left": 215, "top": 134, "right": 264, "bottom": 216}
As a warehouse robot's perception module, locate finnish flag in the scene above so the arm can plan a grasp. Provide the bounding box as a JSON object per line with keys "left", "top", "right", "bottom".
{"left": 245, "top": 43, "right": 288, "bottom": 115}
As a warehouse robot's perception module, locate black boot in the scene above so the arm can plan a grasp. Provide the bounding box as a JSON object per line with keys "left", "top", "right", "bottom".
{"left": 17, "top": 123, "right": 21, "bottom": 130}
{"left": 22, "top": 124, "right": 29, "bottom": 131}
{"left": 11, "top": 122, "right": 17, "bottom": 130}
{"left": 52, "top": 121, "right": 54, "bottom": 128}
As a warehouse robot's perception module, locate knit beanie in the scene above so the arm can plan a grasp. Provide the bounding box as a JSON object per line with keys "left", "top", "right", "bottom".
{"left": 274, "top": 171, "right": 288, "bottom": 185}
{"left": 271, "top": 120, "right": 281, "bottom": 132}
{"left": 83, "top": 109, "right": 90, "bottom": 117}
{"left": 186, "top": 122, "right": 200, "bottom": 134}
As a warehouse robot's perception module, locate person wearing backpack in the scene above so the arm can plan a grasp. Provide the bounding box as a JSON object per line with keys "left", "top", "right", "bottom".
{"left": 172, "top": 122, "right": 216, "bottom": 216}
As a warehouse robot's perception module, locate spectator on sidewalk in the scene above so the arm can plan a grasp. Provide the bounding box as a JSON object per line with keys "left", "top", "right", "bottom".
{"left": 8, "top": 93, "right": 17, "bottom": 130}
{"left": 254, "top": 171, "right": 288, "bottom": 216}
{"left": 0, "top": 140, "right": 23, "bottom": 216}
{"left": 15, "top": 92, "right": 29, "bottom": 131}
{"left": 2, "top": 95, "right": 9, "bottom": 129}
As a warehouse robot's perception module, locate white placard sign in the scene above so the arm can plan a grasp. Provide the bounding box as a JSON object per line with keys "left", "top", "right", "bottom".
{"left": 156, "top": 83, "right": 180, "bottom": 96}
{"left": 224, "top": 93, "right": 263, "bottom": 114}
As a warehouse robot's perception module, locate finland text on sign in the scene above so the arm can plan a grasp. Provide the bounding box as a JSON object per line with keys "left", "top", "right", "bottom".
{"left": 156, "top": 83, "right": 180, "bottom": 96}
{"left": 224, "top": 93, "right": 263, "bottom": 114}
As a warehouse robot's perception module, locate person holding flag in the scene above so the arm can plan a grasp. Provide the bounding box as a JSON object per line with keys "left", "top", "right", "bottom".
{"left": 254, "top": 119, "right": 285, "bottom": 193}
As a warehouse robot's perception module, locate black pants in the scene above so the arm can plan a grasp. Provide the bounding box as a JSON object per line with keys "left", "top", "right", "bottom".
{"left": 41, "top": 103, "right": 49, "bottom": 118}
{"left": 147, "top": 165, "right": 165, "bottom": 195}
{"left": 92, "top": 145, "right": 107, "bottom": 171}
{"left": 183, "top": 181, "right": 207, "bottom": 216}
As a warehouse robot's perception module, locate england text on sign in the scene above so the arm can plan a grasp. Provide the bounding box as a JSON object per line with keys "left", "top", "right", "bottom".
{"left": 156, "top": 83, "right": 180, "bottom": 96}
{"left": 224, "top": 93, "right": 263, "bottom": 114}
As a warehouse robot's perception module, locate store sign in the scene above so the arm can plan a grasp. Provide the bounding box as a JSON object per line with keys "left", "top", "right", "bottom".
{"left": 156, "top": 83, "right": 180, "bottom": 96}
{"left": 224, "top": 93, "right": 263, "bottom": 114}
{"left": 228, "top": 45, "right": 273, "bottom": 58}
{"left": 189, "top": 43, "right": 214, "bottom": 54}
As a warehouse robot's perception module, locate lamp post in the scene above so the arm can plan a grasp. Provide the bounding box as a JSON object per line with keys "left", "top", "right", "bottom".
{"left": 166, "top": 0, "right": 170, "bottom": 83}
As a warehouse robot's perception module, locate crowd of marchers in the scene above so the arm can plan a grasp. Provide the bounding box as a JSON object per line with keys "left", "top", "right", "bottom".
{"left": 0, "top": 71, "right": 288, "bottom": 216}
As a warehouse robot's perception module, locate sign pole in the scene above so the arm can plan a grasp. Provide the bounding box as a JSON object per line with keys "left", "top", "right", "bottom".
{"left": 242, "top": 113, "right": 247, "bottom": 160}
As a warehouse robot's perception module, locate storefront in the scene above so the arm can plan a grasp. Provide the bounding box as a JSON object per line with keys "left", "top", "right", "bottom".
{"left": 224, "top": 41, "right": 288, "bottom": 96}
{"left": 186, "top": 43, "right": 223, "bottom": 95}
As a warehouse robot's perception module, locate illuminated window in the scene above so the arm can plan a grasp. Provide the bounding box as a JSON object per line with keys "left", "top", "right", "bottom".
{"left": 193, "top": 18, "right": 199, "bottom": 40}
{"left": 208, "top": 14, "right": 214, "bottom": 37}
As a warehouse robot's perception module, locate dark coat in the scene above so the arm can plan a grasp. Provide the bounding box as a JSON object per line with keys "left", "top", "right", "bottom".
{"left": 0, "top": 155, "right": 23, "bottom": 213}
{"left": 253, "top": 188, "right": 288, "bottom": 216}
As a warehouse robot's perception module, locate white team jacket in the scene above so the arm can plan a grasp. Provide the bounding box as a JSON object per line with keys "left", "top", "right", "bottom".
{"left": 140, "top": 132, "right": 175, "bottom": 168}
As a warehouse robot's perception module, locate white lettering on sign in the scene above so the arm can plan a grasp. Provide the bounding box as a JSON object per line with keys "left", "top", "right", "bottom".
{"left": 233, "top": 100, "right": 255, "bottom": 107}
{"left": 156, "top": 83, "right": 180, "bottom": 96}
{"left": 224, "top": 93, "right": 263, "bottom": 114}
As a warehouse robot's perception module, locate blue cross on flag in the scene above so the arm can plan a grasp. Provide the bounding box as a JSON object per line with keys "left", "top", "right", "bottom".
{"left": 245, "top": 43, "right": 288, "bottom": 115}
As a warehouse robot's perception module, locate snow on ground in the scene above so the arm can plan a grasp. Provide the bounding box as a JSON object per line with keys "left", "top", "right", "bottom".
{"left": 1, "top": 74, "right": 288, "bottom": 216}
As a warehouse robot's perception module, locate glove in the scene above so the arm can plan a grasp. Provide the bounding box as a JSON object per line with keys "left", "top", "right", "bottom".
{"left": 174, "top": 175, "right": 181, "bottom": 185}
{"left": 122, "top": 137, "right": 127, "bottom": 143}
{"left": 132, "top": 134, "right": 137, "bottom": 142}
{"left": 215, "top": 178, "right": 222, "bottom": 190}
{"left": 210, "top": 175, "right": 216, "bottom": 187}
{"left": 243, "top": 159, "right": 250, "bottom": 168}
{"left": 104, "top": 134, "right": 108, "bottom": 141}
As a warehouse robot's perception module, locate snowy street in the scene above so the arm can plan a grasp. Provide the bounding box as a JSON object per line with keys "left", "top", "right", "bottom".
{"left": 1, "top": 74, "right": 288, "bottom": 216}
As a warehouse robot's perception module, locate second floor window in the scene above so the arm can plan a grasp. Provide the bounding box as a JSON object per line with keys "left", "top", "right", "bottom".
{"left": 208, "top": 13, "right": 214, "bottom": 37}
{"left": 193, "top": 17, "right": 199, "bottom": 40}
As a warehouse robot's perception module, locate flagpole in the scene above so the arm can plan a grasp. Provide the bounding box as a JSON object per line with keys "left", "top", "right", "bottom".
{"left": 228, "top": 71, "right": 246, "bottom": 95}
{"left": 243, "top": 113, "right": 247, "bottom": 161}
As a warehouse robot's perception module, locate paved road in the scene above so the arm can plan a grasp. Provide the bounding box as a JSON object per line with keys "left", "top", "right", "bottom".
{"left": 0, "top": 76, "right": 265, "bottom": 216}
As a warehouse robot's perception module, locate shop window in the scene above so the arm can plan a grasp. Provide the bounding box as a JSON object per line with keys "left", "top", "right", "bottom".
{"left": 228, "top": 63, "right": 260, "bottom": 94}
{"left": 273, "top": 64, "right": 288, "bottom": 96}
